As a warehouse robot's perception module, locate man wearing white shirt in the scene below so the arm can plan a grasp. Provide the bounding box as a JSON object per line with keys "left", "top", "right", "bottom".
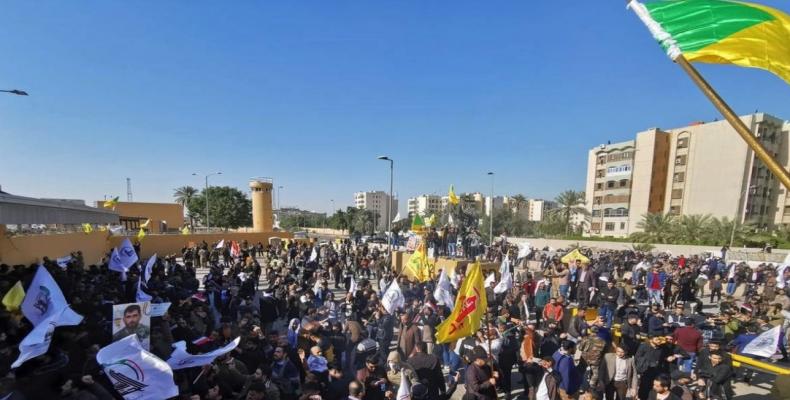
{"left": 535, "top": 357, "right": 560, "bottom": 400}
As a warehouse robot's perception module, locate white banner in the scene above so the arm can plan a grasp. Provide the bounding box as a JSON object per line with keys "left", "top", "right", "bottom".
{"left": 494, "top": 270, "right": 513, "bottom": 294}
{"left": 97, "top": 334, "right": 178, "bottom": 400}
{"left": 56, "top": 255, "right": 72, "bottom": 269}
{"left": 742, "top": 325, "right": 781, "bottom": 358}
{"left": 167, "top": 337, "right": 241, "bottom": 370}
{"left": 143, "top": 254, "right": 156, "bottom": 283}
{"left": 381, "top": 281, "right": 404, "bottom": 314}
{"left": 150, "top": 303, "right": 171, "bottom": 317}
{"left": 433, "top": 269, "right": 455, "bottom": 309}
{"left": 22, "top": 266, "right": 82, "bottom": 327}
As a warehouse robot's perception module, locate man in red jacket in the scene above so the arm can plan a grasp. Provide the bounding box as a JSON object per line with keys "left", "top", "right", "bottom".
{"left": 672, "top": 317, "right": 703, "bottom": 372}
{"left": 542, "top": 297, "right": 564, "bottom": 328}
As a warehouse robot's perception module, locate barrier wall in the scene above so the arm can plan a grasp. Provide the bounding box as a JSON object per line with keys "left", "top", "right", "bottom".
{"left": 390, "top": 250, "right": 499, "bottom": 277}
{"left": 0, "top": 231, "right": 293, "bottom": 266}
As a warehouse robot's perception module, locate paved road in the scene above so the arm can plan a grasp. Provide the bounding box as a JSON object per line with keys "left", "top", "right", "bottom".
{"left": 193, "top": 261, "right": 777, "bottom": 399}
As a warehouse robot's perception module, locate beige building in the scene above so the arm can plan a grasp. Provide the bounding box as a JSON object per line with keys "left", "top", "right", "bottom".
{"left": 407, "top": 195, "right": 444, "bottom": 217}
{"left": 354, "top": 190, "right": 398, "bottom": 231}
{"left": 586, "top": 113, "right": 790, "bottom": 238}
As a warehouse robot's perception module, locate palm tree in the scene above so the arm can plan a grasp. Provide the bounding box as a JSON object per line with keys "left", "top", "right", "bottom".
{"left": 706, "top": 216, "right": 749, "bottom": 246}
{"left": 549, "top": 190, "right": 589, "bottom": 235}
{"left": 510, "top": 194, "right": 528, "bottom": 215}
{"left": 678, "top": 214, "right": 712, "bottom": 244}
{"left": 174, "top": 186, "right": 198, "bottom": 227}
{"left": 632, "top": 213, "right": 677, "bottom": 244}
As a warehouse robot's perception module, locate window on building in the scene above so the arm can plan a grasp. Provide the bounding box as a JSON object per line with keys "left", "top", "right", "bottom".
{"left": 596, "top": 183, "right": 603, "bottom": 190}
{"left": 677, "top": 137, "right": 689, "bottom": 148}
{"left": 675, "top": 155, "right": 687, "bottom": 165}
{"left": 592, "top": 210, "right": 601, "bottom": 217}
{"left": 598, "top": 156, "right": 606, "bottom": 164}
{"left": 603, "top": 208, "right": 612, "bottom": 217}
{"left": 673, "top": 172, "right": 685, "bottom": 182}
{"left": 605, "top": 222, "right": 615, "bottom": 231}
{"left": 669, "top": 206, "right": 680, "bottom": 215}
{"left": 591, "top": 222, "right": 601, "bottom": 230}
{"left": 593, "top": 196, "right": 602, "bottom": 205}
{"left": 671, "top": 189, "right": 683, "bottom": 199}
{"left": 783, "top": 205, "right": 790, "bottom": 216}
{"left": 619, "top": 179, "right": 628, "bottom": 188}
{"left": 607, "top": 181, "right": 615, "bottom": 188}
{"left": 596, "top": 169, "right": 605, "bottom": 178}
{"left": 620, "top": 222, "right": 626, "bottom": 230}
{"left": 606, "top": 164, "right": 632, "bottom": 175}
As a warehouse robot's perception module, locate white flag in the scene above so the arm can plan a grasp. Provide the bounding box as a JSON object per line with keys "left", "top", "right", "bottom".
{"left": 499, "top": 255, "right": 510, "bottom": 275}
{"left": 485, "top": 272, "right": 496, "bottom": 287}
{"left": 22, "top": 266, "right": 82, "bottom": 327}
{"left": 727, "top": 264, "right": 736, "bottom": 280}
{"left": 56, "top": 255, "right": 72, "bottom": 269}
{"left": 742, "top": 325, "right": 781, "bottom": 358}
{"left": 494, "top": 270, "right": 513, "bottom": 294}
{"left": 118, "top": 239, "right": 139, "bottom": 269}
{"left": 349, "top": 276, "right": 358, "bottom": 297}
{"left": 392, "top": 212, "right": 402, "bottom": 223}
{"left": 167, "top": 337, "right": 241, "bottom": 370}
{"left": 136, "top": 278, "right": 152, "bottom": 302}
{"left": 97, "top": 334, "right": 178, "bottom": 400}
{"left": 396, "top": 370, "right": 410, "bottom": 400}
{"left": 108, "top": 225, "right": 125, "bottom": 235}
{"left": 381, "top": 281, "right": 404, "bottom": 314}
{"left": 215, "top": 239, "right": 225, "bottom": 249}
{"left": 448, "top": 213, "right": 455, "bottom": 226}
{"left": 13, "top": 266, "right": 83, "bottom": 368}
{"left": 143, "top": 254, "right": 156, "bottom": 284}
{"left": 777, "top": 264, "right": 788, "bottom": 289}
{"left": 433, "top": 269, "right": 455, "bottom": 309}
{"left": 517, "top": 243, "right": 531, "bottom": 259}
{"left": 309, "top": 247, "right": 318, "bottom": 262}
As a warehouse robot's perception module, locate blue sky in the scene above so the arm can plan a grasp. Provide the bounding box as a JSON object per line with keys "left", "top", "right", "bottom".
{"left": 2, "top": 1, "right": 790, "bottom": 215}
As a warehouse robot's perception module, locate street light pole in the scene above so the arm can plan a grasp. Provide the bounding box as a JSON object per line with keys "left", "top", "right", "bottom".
{"left": 487, "top": 172, "right": 494, "bottom": 245}
{"left": 193, "top": 172, "right": 222, "bottom": 232}
{"left": 378, "top": 156, "right": 394, "bottom": 254}
{"left": 277, "top": 186, "right": 283, "bottom": 210}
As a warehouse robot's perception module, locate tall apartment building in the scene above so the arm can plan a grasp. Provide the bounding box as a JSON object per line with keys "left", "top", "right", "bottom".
{"left": 585, "top": 113, "right": 790, "bottom": 238}
{"left": 484, "top": 196, "right": 504, "bottom": 217}
{"left": 407, "top": 195, "right": 444, "bottom": 217}
{"left": 526, "top": 199, "right": 558, "bottom": 222}
{"left": 354, "top": 191, "right": 398, "bottom": 232}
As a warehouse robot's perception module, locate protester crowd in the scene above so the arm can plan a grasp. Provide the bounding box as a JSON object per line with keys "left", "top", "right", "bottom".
{"left": 0, "top": 234, "right": 789, "bottom": 400}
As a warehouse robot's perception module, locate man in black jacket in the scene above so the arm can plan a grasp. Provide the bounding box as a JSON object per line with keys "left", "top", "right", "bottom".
{"left": 620, "top": 313, "right": 643, "bottom": 357}
{"left": 407, "top": 342, "right": 446, "bottom": 400}
{"left": 635, "top": 335, "right": 676, "bottom": 400}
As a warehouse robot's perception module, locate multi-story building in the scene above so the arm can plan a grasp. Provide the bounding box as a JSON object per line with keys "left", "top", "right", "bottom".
{"left": 407, "top": 195, "right": 444, "bottom": 217}
{"left": 354, "top": 191, "right": 398, "bottom": 231}
{"left": 484, "top": 196, "right": 504, "bottom": 217}
{"left": 585, "top": 113, "right": 790, "bottom": 237}
{"left": 525, "top": 199, "right": 558, "bottom": 222}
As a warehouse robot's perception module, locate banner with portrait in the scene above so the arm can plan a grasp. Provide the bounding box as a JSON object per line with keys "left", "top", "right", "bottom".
{"left": 112, "top": 302, "right": 152, "bottom": 350}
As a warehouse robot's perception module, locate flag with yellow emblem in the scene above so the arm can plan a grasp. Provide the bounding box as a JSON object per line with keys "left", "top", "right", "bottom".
{"left": 2, "top": 281, "right": 25, "bottom": 313}
{"left": 81, "top": 223, "right": 93, "bottom": 234}
{"left": 181, "top": 226, "right": 190, "bottom": 235}
{"left": 140, "top": 219, "right": 151, "bottom": 229}
{"left": 448, "top": 185, "right": 459, "bottom": 205}
{"left": 404, "top": 241, "right": 432, "bottom": 282}
{"left": 435, "top": 261, "right": 487, "bottom": 344}
{"left": 137, "top": 228, "right": 146, "bottom": 241}
{"left": 103, "top": 196, "right": 119, "bottom": 209}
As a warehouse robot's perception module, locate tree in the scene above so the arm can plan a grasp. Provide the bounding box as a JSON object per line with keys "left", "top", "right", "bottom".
{"left": 174, "top": 186, "right": 199, "bottom": 227}
{"left": 677, "top": 214, "right": 712, "bottom": 244}
{"left": 706, "top": 216, "right": 749, "bottom": 246}
{"left": 509, "top": 194, "right": 528, "bottom": 214}
{"left": 549, "top": 190, "right": 589, "bottom": 235}
{"left": 480, "top": 208, "right": 536, "bottom": 243}
{"left": 187, "top": 186, "right": 252, "bottom": 230}
{"left": 631, "top": 213, "right": 677, "bottom": 244}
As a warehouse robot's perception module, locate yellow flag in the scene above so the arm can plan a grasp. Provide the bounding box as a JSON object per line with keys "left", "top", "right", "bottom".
{"left": 140, "top": 219, "right": 151, "bottom": 229}
{"left": 2, "top": 281, "right": 25, "bottom": 313}
{"left": 103, "top": 196, "right": 119, "bottom": 209}
{"left": 137, "top": 228, "right": 146, "bottom": 241}
{"left": 404, "top": 242, "right": 432, "bottom": 282}
{"left": 99, "top": 225, "right": 108, "bottom": 232}
{"left": 426, "top": 214, "right": 437, "bottom": 228}
{"left": 448, "top": 185, "right": 459, "bottom": 205}
{"left": 181, "top": 226, "right": 190, "bottom": 235}
{"left": 435, "top": 261, "right": 487, "bottom": 344}
{"left": 560, "top": 248, "right": 590, "bottom": 265}
{"left": 82, "top": 223, "right": 93, "bottom": 234}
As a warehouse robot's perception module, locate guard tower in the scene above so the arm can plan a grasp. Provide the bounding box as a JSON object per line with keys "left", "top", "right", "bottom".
{"left": 249, "top": 178, "right": 273, "bottom": 232}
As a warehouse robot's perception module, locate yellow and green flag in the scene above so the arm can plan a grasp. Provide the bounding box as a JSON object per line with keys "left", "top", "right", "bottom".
{"left": 137, "top": 228, "right": 146, "bottom": 241}
{"left": 426, "top": 214, "right": 437, "bottom": 228}
{"left": 140, "top": 219, "right": 151, "bottom": 229}
{"left": 411, "top": 214, "right": 425, "bottom": 232}
{"left": 181, "top": 226, "right": 190, "bottom": 235}
{"left": 435, "top": 261, "right": 487, "bottom": 344}
{"left": 632, "top": 0, "right": 790, "bottom": 84}
{"left": 82, "top": 223, "right": 93, "bottom": 234}
{"left": 404, "top": 241, "right": 432, "bottom": 282}
{"left": 103, "top": 196, "right": 119, "bottom": 209}
{"left": 2, "top": 281, "right": 25, "bottom": 313}
{"left": 448, "top": 185, "right": 459, "bottom": 205}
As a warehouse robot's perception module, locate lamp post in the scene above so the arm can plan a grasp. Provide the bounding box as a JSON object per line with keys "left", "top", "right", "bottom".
{"left": 193, "top": 172, "right": 222, "bottom": 232}
{"left": 277, "top": 186, "right": 283, "bottom": 210}
{"left": 487, "top": 172, "right": 494, "bottom": 245}
{"left": 378, "top": 156, "right": 394, "bottom": 253}
{"left": 0, "top": 89, "right": 28, "bottom": 96}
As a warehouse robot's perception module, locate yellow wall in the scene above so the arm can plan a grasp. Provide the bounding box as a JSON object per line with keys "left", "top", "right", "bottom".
{"left": 249, "top": 181, "right": 273, "bottom": 232}
{"left": 390, "top": 250, "right": 499, "bottom": 278}
{"left": 0, "top": 231, "right": 292, "bottom": 266}
{"left": 96, "top": 201, "right": 185, "bottom": 233}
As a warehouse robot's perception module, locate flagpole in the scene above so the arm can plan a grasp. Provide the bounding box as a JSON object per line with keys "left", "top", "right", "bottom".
{"left": 626, "top": 0, "right": 790, "bottom": 192}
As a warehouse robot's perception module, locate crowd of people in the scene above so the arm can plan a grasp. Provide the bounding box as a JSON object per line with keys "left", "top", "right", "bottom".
{"left": 0, "top": 236, "right": 788, "bottom": 400}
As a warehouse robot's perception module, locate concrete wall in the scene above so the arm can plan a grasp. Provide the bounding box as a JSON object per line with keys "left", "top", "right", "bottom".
{"left": 0, "top": 231, "right": 292, "bottom": 266}
{"left": 96, "top": 201, "right": 185, "bottom": 233}
{"left": 508, "top": 237, "right": 788, "bottom": 261}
